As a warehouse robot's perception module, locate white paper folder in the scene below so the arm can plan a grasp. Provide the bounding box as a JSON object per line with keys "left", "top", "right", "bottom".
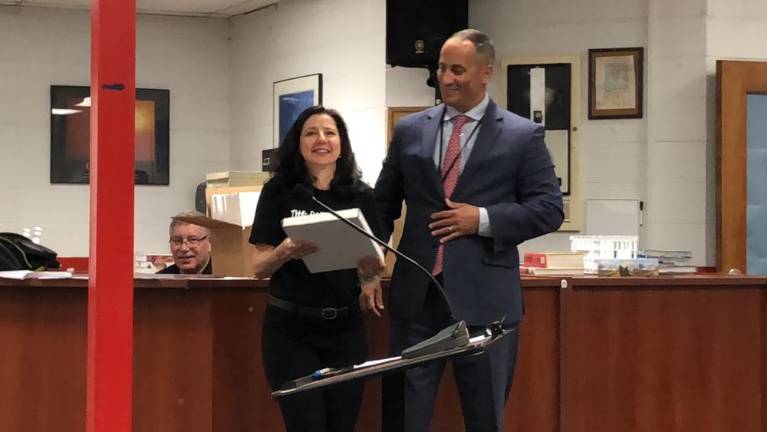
{"left": 281, "top": 208, "right": 384, "bottom": 273}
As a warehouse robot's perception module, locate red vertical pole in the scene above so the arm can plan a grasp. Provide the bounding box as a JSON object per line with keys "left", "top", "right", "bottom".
{"left": 87, "top": 1, "right": 136, "bottom": 432}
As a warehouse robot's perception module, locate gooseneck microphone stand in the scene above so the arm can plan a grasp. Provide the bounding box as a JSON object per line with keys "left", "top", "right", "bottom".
{"left": 272, "top": 184, "right": 512, "bottom": 399}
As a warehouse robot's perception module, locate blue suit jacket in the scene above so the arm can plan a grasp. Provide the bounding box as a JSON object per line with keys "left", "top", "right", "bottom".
{"left": 375, "top": 99, "right": 564, "bottom": 326}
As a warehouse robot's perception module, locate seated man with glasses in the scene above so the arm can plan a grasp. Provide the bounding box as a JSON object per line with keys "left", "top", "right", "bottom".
{"left": 158, "top": 211, "right": 212, "bottom": 275}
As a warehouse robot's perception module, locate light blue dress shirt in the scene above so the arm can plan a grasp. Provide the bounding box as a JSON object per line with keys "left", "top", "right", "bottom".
{"left": 433, "top": 93, "right": 493, "bottom": 237}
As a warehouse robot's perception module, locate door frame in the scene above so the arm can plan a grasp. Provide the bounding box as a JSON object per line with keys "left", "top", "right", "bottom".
{"left": 716, "top": 60, "right": 767, "bottom": 272}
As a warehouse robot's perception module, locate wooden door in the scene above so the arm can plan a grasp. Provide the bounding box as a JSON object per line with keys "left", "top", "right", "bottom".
{"left": 716, "top": 60, "right": 767, "bottom": 272}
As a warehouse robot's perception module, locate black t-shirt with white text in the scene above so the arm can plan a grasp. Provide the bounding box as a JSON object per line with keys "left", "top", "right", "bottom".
{"left": 249, "top": 175, "right": 383, "bottom": 308}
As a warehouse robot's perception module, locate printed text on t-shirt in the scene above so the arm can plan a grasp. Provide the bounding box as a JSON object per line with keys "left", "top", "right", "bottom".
{"left": 290, "top": 209, "right": 321, "bottom": 217}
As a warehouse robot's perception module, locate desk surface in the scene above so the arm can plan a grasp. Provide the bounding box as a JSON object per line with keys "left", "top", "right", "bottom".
{"left": 0, "top": 273, "right": 270, "bottom": 289}
{"left": 1, "top": 273, "right": 764, "bottom": 289}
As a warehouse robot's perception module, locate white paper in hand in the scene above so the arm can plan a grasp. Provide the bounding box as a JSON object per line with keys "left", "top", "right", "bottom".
{"left": 281, "top": 208, "right": 384, "bottom": 273}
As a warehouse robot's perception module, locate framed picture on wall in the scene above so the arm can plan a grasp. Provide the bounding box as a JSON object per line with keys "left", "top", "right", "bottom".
{"left": 588, "top": 47, "right": 644, "bottom": 119}
{"left": 273, "top": 73, "right": 322, "bottom": 148}
{"left": 50, "top": 85, "right": 170, "bottom": 185}
{"left": 503, "top": 53, "right": 582, "bottom": 232}
{"left": 507, "top": 63, "right": 572, "bottom": 195}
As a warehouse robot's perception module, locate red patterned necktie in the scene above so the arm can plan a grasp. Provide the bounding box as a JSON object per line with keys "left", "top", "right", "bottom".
{"left": 433, "top": 115, "right": 468, "bottom": 275}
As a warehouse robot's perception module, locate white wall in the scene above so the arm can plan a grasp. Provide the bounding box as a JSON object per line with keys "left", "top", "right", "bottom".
{"left": 466, "top": 0, "right": 767, "bottom": 265}
{"left": 4, "top": 0, "right": 766, "bottom": 265}
{"left": 0, "top": 7, "right": 230, "bottom": 256}
{"left": 468, "top": 0, "right": 650, "bottom": 257}
{"left": 228, "top": 0, "right": 387, "bottom": 186}
{"left": 645, "top": 0, "right": 709, "bottom": 264}
{"left": 381, "top": 0, "right": 649, "bottom": 257}
{"left": 707, "top": 0, "right": 767, "bottom": 60}
{"left": 386, "top": 67, "right": 434, "bottom": 107}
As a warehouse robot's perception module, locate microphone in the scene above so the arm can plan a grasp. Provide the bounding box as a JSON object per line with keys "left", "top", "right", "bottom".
{"left": 292, "top": 183, "right": 461, "bottom": 326}
{"left": 274, "top": 184, "right": 514, "bottom": 394}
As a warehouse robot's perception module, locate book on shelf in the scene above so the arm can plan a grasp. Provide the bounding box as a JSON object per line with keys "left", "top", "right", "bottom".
{"left": 640, "top": 249, "right": 693, "bottom": 261}
{"left": 523, "top": 252, "right": 585, "bottom": 269}
{"left": 641, "top": 250, "right": 696, "bottom": 274}
{"left": 658, "top": 265, "right": 698, "bottom": 275}
{"left": 281, "top": 208, "right": 384, "bottom": 273}
{"left": 0, "top": 270, "right": 73, "bottom": 280}
{"left": 526, "top": 267, "right": 585, "bottom": 276}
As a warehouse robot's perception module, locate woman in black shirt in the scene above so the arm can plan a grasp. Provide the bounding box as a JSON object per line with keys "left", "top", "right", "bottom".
{"left": 250, "top": 106, "right": 384, "bottom": 432}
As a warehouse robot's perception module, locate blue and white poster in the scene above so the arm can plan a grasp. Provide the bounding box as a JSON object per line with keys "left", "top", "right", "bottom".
{"left": 273, "top": 74, "right": 322, "bottom": 147}
{"left": 278, "top": 90, "right": 315, "bottom": 145}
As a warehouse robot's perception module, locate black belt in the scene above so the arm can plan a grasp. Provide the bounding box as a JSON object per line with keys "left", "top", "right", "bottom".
{"left": 268, "top": 295, "right": 351, "bottom": 320}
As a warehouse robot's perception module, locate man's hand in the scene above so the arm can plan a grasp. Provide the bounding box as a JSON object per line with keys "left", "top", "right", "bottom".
{"left": 359, "top": 279, "right": 384, "bottom": 317}
{"left": 429, "top": 199, "right": 480, "bottom": 243}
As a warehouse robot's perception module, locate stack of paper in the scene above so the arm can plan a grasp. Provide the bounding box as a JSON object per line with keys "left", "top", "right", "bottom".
{"left": 640, "top": 250, "right": 696, "bottom": 274}
{"left": 0, "top": 270, "right": 73, "bottom": 280}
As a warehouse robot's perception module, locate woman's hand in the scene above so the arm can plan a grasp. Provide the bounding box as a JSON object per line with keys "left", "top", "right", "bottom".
{"left": 276, "top": 237, "right": 319, "bottom": 261}
{"left": 253, "top": 238, "right": 318, "bottom": 278}
{"left": 357, "top": 255, "right": 384, "bottom": 280}
{"left": 359, "top": 279, "right": 384, "bottom": 317}
{"left": 357, "top": 255, "right": 385, "bottom": 317}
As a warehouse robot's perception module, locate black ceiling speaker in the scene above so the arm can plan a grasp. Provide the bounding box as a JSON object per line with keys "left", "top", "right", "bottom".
{"left": 386, "top": 0, "right": 468, "bottom": 69}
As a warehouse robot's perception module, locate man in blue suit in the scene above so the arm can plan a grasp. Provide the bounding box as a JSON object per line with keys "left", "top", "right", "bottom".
{"left": 372, "top": 29, "right": 564, "bottom": 431}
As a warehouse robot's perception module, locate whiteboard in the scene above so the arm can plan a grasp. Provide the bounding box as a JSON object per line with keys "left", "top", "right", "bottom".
{"left": 586, "top": 199, "right": 640, "bottom": 236}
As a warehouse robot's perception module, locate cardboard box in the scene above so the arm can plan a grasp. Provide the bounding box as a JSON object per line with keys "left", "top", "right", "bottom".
{"left": 204, "top": 185, "right": 262, "bottom": 219}
{"left": 175, "top": 185, "right": 263, "bottom": 277}
{"left": 208, "top": 189, "right": 261, "bottom": 227}
{"left": 206, "top": 170, "right": 271, "bottom": 188}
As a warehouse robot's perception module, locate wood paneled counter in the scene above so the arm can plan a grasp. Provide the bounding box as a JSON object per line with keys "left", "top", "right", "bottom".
{"left": 1, "top": 274, "right": 765, "bottom": 432}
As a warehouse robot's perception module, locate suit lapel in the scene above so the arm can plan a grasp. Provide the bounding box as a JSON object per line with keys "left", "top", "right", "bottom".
{"left": 453, "top": 100, "right": 503, "bottom": 199}
{"left": 420, "top": 105, "right": 446, "bottom": 198}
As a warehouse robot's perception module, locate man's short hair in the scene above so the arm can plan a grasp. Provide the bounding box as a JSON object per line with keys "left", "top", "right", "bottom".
{"left": 450, "top": 29, "right": 495, "bottom": 64}
{"left": 169, "top": 210, "right": 211, "bottom": 238}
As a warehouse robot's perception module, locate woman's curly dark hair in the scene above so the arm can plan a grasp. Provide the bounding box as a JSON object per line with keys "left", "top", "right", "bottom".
{"left": 274, "top": 106, "right": 363, "bottom": 196}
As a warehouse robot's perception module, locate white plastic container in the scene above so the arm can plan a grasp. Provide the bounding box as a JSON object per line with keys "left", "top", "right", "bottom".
{"left": 569, "top": 235, "right": 639, "bottom": 273}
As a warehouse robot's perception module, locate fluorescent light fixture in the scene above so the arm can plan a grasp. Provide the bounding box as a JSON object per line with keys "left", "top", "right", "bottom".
{"left": 75, "top": 97, "right": 91, "bottom": 107}
{"left": 51, "top": 108, "right": 82, "bottom": 115}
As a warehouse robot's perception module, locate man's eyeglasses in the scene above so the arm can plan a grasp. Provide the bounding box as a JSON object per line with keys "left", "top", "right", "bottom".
{"left": 170, "top": 235, "right": 208, "bottom": 247}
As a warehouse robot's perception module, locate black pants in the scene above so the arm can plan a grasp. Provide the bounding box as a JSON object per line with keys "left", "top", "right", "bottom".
{"left": 262, "top": 305, "right": 367, "bottom": 432}
{"left": 383, "top": 284, "right": 520, "bottom": 432}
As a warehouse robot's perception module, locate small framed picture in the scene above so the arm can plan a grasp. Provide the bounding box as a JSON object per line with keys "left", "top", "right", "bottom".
{"left": 273, "top": 73, "right": 322, "bottom": 147}
{"left": 588, "top": 47, "right": 643, "bottom": 119}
